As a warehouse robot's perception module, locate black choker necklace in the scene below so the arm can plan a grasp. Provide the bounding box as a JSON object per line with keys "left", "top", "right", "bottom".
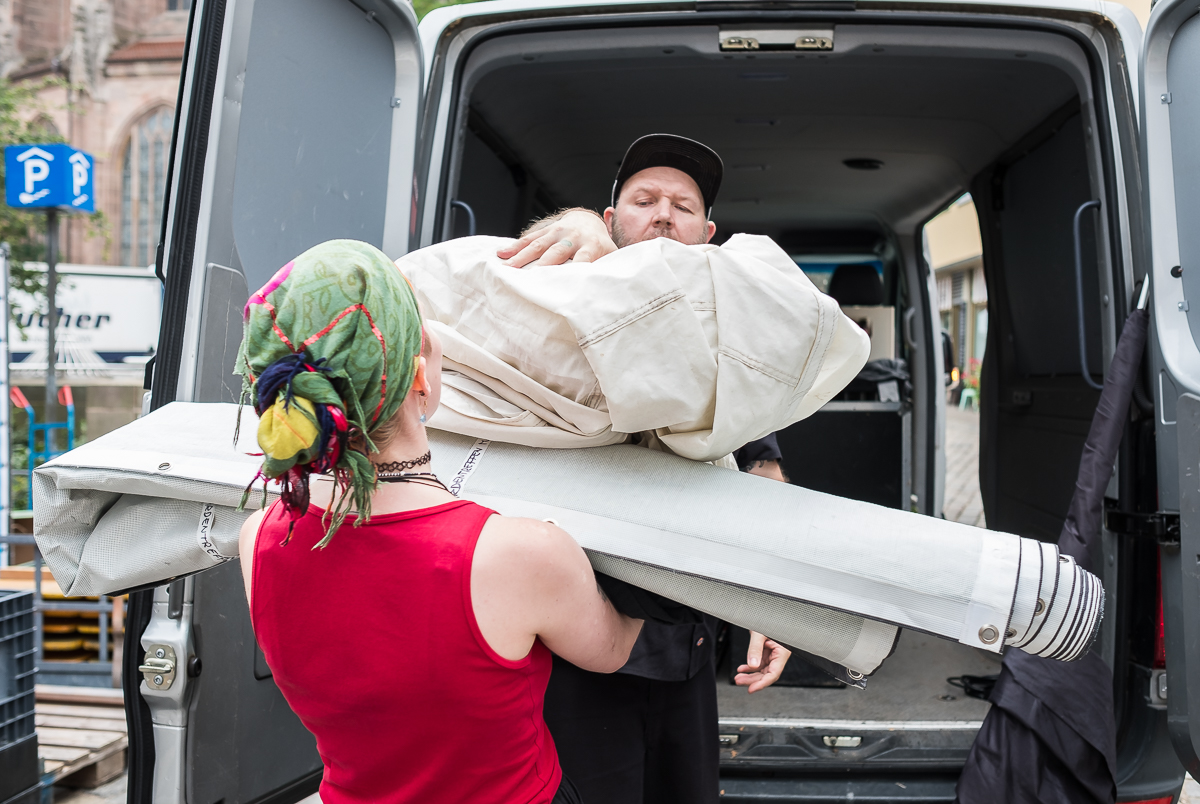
{"left": 373, "top": 452, "right": 447, "bottom": 493}
{"left": 375, "top": 471, "right": 450, "bottom": 494}
{"left": 373, "top": 451, "right": 431, "bottom": 474}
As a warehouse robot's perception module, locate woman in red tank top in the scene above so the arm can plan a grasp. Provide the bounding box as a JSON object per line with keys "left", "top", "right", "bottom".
{"left": 234, "top": 241, "right": 643, "bottom": 804}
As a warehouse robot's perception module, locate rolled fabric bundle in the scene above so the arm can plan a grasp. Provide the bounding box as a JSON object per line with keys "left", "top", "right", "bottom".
{"left": 34, "top": 403, "right": 1101, "bottom": 677}
{"left": 400, "top": 233, "right": 870, "bottom": 462}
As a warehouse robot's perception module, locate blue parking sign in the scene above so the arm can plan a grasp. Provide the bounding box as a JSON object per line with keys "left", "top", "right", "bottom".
{"left": 4, "top": 143, "right": 95, "bottom": 212}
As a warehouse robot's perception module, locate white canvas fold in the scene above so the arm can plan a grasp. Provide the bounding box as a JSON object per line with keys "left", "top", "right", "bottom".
{"left": 401, "top": 234, "right": 870, "bottom": 462}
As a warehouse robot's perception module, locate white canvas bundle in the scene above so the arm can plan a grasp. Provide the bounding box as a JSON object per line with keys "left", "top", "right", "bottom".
{"left": 34, "top": 403, "right": 1102, "bottom": 679}
{"left": 399, "top": 234, "right": 871, "bottom": 461}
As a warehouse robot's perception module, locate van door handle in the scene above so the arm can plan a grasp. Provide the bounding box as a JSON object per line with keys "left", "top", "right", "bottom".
{"left": 903, "top": 307, "right": 917, "bottom": 350}
{"left": 1073, "top": 199, "right": 1104, "bottom": 390}
{"left": 450, "top": 199, "right": 477, "bottom": 237}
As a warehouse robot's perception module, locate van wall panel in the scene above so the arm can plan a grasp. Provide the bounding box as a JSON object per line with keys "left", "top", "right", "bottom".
{"left": 231, "top": 0, "right": 394, "bottom": 290}
{"left": 998, "top": 113, "right": 1102, "bottom": 379}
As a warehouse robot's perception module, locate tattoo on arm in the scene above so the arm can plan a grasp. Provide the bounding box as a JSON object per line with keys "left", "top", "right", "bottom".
{"left": 520, "top": 207, "right": 603, "bottom": 239}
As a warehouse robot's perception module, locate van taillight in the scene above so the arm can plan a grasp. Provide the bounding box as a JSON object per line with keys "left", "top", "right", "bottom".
{"left": 1155, "top": 548, "right": 1166, "bottom": 669}
{"left": 1122, "top": 797, "right": 1172, "bottom": 804}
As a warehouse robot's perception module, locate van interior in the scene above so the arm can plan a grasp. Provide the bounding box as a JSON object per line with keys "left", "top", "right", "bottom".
{"left": 438, "top": 20, "right": 1136, "bottom": 769}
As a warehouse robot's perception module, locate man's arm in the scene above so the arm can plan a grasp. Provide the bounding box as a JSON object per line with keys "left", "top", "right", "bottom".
{"left": 496, "top": 208, "right": 617, "bottom": 268}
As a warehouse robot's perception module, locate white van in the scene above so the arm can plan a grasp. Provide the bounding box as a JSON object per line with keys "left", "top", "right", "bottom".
{"left": 124, "top": 0, "right": 1200, "bottom": 800}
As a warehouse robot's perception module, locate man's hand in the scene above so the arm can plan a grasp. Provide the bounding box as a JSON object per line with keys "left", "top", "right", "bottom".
{"left": 735, "top": 631, "right": 792, "bottom": 693}
{"left": 497, "top": 208, "right": 617, "bottom": 268}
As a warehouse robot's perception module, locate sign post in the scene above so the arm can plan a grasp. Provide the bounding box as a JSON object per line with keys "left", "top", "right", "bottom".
{"left": 4, "top": 143, "right": 95, "bottom": 429}
{"left": 3, "top": 145, "right": 101, "bottom": 673}
{"left": 0, "top": 243, "right": 8, "bottom": 566}
{"left": 45, "top": 209, "right": 57, "bottom": 414}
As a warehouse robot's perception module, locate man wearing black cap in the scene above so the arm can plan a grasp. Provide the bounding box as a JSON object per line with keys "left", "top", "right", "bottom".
{"left": 497, "top": 135, "right": 792, "bottom": 804}
{"left": 499, "top": 133, "right": 720, "bottom": 267}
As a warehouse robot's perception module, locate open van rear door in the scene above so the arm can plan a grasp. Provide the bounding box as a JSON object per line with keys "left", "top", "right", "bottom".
{"left": 1144, "top": 0, "right": 1200, "bottom": 775}
{"left": 127, "top": 0, "right": 424, "bottom": 801}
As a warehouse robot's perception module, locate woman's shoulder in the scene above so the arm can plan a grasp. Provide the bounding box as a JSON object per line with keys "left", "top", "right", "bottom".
{"left": 476, "top": 516, "right": 580, "bottom": 579}
{"left": 481, "top": 514, "right": 567, "bottom": 548}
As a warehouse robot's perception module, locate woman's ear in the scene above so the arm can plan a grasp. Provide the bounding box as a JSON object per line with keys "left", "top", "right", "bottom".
{"left": 413, "top": 355, "right": 430, "bottom": 394}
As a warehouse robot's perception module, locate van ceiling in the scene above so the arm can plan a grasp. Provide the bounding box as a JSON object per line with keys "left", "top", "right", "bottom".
{"left": 462, "top": 26, "right": 1081, "bottom": 241}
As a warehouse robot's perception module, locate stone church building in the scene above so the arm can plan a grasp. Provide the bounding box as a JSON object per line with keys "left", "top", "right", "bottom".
{"left": 1, "top": 0, "right": 188, "bottom": 267}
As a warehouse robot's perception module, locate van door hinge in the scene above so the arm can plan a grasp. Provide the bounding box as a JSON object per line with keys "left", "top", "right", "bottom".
{"left": 1103, "top": 510, "right": 1180, "bottom": 544}
{"left": 1161, "top": 92, "right": 1172, "bottom": 104}
{"left": 1149, "top": 668, "right": 1168, "bottom": 708}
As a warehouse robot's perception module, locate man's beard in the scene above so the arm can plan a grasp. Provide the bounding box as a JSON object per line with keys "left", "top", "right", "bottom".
{"left": 610, "top": 212, "right": 709, "bottom": 248}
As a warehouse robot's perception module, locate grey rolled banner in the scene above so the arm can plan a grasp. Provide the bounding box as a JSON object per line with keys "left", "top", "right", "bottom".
{"left": 33, "top": 403, "right": 1104, "bottom": 681}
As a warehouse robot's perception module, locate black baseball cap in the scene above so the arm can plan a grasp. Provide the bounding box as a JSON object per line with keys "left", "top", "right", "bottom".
{"left": 611, "top": 134, "right": 724, "bottom": 216}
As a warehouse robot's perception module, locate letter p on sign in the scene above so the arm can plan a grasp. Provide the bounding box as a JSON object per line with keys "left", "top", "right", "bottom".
{"left": 24, "top": 154, "right": 49, "bottom": 193}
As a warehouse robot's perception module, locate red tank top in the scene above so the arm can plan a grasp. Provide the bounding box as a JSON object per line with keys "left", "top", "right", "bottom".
{"left": 251, "top": 499, "right": 561, "bottom": 804}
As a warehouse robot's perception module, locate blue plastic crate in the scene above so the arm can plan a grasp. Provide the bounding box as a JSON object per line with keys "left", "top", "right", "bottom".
{"left": 0, "top": 590, "right": 35, "bottom": 749}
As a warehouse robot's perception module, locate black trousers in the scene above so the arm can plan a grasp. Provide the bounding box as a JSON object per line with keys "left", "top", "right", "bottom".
{"left": 543, "top": 654, "right": 720, "bottom": 804}
{"left": 552, "top": 775, "right": 584, "bottom": 804}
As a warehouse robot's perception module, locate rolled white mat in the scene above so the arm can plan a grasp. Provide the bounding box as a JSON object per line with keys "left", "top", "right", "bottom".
{"left": 33, "top": 403, "right": 1101, "bottom": 675}
{"left": 428, "top": 428, "right": 1100, "bottom": 663}
{"left": 31, "top": 404, "right": 900, "bottom": 676}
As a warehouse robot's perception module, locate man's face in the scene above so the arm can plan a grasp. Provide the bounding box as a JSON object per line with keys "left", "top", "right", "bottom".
{"left": 605, "top": 166, "right": 716, "bottom": 248}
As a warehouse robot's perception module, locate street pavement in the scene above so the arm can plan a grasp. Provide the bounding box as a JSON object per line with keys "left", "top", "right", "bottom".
{"left": 944, "top": 404, "right": 986, "bottom": 528}
{"left": 53, "top": 774, "right": 125, "bottom": 804}
{"left": 1184, "top": 775, "right": 1200, "bottom": 803}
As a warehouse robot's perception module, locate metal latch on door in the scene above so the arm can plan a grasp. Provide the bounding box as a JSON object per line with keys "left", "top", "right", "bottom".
{"left": 139, "top": 644, "right": 177, "bottom": 690}
{"left": 719, "top": 29, "right": 834, "bottom": 51}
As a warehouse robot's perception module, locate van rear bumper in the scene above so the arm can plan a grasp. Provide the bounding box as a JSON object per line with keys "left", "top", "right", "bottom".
{"left": 717, "top": 773, "right": 959, "bottom": 802}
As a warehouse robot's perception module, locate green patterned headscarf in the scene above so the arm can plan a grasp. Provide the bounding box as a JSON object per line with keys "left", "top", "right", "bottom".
{"left": 236, "top": 239, "right": 423, "bottom": 546}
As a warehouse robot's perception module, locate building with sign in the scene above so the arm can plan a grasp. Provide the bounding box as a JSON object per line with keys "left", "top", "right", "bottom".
{"left": 1, "top": 0, "right": 187, "bottom": 267}
{"left": 7, "top": 261, "right": 159, "bottom": 443}
{"left": 0, "top": 0, "right": 182, "bottom": 444}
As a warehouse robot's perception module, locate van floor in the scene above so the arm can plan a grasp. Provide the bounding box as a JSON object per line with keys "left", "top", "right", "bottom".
{"left": 717, "top": 629, "right": 1002, "bottom": 722}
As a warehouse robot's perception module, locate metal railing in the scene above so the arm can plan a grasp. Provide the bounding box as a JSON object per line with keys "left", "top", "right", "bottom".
{"left": 0, "top": 535, "right": 115, "bottom": 680}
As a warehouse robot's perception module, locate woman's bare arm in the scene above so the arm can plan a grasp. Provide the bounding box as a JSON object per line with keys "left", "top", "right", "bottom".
{"left": 472, "top": 516, "right": 643, "bottom": 672}
{"left": 238, "top": 508, "right": 268, "bottom": 609}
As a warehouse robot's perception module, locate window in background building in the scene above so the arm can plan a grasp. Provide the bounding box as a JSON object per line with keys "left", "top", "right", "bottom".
{"left": 168, "top": 0, "right": 192, "bottom": 9}
{"left": 120, "top": 108, "right": 173, "bottom": 267}
{"left": 951, "top": 273, "right": 967, "bottom": 369}
{"left": 32, "top": 115, "right": 61, "bottom": 139}
{"left": 974, "top": 308, "right": 988, "bottom": 362}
